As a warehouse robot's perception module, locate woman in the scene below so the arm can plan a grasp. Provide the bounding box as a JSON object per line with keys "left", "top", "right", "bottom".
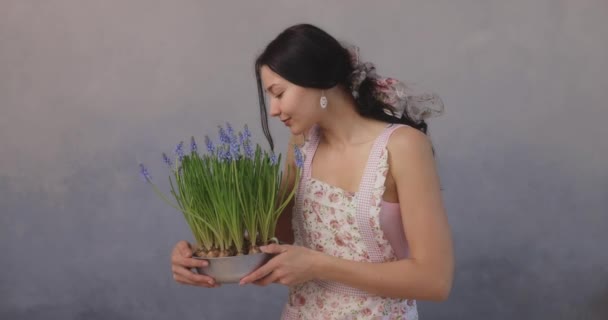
{"left": 171, "top": 23, "right": 454, "bottom": 319}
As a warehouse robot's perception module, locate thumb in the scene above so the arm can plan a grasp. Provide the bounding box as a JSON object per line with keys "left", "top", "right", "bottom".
{"left": 260, "top": 244, "right": 286, "bottom": 254}
{"left": 180, "top": 242, "right": 193, "bottom": 257}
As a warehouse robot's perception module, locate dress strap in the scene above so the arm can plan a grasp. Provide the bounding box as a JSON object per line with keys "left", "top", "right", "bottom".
{"left": 302, "top": 125, "right": 321, "bottom": 179}
{"left": 354, "top": 124, "right": 407, "bottom": 263}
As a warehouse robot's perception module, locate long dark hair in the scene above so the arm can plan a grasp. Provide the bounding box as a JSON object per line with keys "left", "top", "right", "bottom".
{"left": 255, "top": 23, "right": 427, "bottom": 151}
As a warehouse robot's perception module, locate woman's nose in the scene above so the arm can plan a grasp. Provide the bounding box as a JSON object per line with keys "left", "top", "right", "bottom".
{"left": 269, "top": 100, "right": 281, "bottom": 117}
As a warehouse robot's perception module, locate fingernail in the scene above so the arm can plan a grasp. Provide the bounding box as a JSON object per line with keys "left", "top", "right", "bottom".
{"left": 208, "top": 280, "right": 214, "bottom": 285}
{"left": 200, "top": 261, "right": 208, "bottom": 267}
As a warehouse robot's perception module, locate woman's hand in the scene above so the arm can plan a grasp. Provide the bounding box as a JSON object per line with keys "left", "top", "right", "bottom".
{"left": 171, "top": 240, "right": 220, "bottom": 288}
{"left": 239, "top": 244, "right": 324, "bottom": 287}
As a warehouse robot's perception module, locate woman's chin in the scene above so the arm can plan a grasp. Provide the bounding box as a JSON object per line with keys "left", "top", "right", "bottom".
{"left": 284, "top": 121, "right": 310, "bottom": 135}
{"left": 288, "top": 125, "right": 302, "bottom": 135}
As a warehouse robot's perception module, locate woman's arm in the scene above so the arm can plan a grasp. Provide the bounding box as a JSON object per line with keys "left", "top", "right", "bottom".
{"left": 313, "top": 127, "right": 454, "bottom": 300}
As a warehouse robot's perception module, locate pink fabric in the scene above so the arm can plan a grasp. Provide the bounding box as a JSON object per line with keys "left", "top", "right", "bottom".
{"left": 380, "top": 200, "right": 410, "bottom": 260}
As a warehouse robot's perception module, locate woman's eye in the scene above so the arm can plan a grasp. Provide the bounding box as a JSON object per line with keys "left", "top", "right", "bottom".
{"left": 276, "top": 93, "right": 284, "bottom": 99}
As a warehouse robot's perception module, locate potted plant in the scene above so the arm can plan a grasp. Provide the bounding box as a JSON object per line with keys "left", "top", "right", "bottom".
{"left": 139, "top": 123, "right": 303, "bottom": 283}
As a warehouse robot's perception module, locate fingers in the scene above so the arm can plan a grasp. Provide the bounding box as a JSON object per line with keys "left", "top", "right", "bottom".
{"left": 171, "top": 241, "right": 207, "bottom": 268}
{"left": 240, "top": 245, "right": 288, "bottom": 285}
{"left": 171, "top": 263, "right": 218, "bottom": 287}
{"left": 253, "top": 270, "right": 280, "bottom": 287}
{"left": 239, "top": 266, "right": 269, "bottom": 285}
{"left": 173, "top": 255, "right": 208, "bottom": 269}
{"left": 239, "top": 258, "right": 278, "bottom": 285}
{"left": 172, "top": 266, "right": 220, "bottom": 288}
{"left": 171, "top": 241, "right": 219, "bottom": 288}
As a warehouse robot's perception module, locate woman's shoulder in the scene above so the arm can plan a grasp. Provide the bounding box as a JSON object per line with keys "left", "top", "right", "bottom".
{"left": 386, "top": 124, "right": 433, "bottom": 160}
{"left": 384, "top": 125, "right": 438, "bottom": 191}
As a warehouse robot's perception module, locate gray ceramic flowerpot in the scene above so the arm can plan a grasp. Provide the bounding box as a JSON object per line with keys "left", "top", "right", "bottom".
{"left": 192, "top": 252, "right": 272, "bottom": 284}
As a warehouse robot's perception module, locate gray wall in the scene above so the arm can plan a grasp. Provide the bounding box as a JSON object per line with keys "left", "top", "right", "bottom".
{"left": 1, "top": 1, "right": 607, "bottom": 319}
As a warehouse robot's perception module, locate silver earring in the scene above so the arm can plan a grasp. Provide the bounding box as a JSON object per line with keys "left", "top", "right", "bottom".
{"left": 320, "top": 90, "right": 328, "bottom": 109}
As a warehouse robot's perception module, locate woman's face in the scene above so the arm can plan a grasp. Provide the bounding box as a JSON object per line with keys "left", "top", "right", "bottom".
{"left": 260, "top": 65, "right": 322, "bottom": 135}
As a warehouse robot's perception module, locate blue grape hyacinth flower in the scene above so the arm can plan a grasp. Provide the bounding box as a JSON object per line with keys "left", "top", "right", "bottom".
{"left": 175, "top": 141, "right": 185, "bottom": 162}
{"left": 162, "top": 153, "right": 173, "bottom": 168}
{"left": 294, "top": 145, "right": 304, "bottom": 169}
{"left": 139, "top": 163, "right": 152, "bottom": 182}
{"left": 190, "top": 136, "right": 198, "bottom": 154}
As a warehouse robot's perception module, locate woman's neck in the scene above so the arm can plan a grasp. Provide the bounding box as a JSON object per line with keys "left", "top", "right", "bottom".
{"left": 316, "top": 93, "right": 385, "bottom": 148}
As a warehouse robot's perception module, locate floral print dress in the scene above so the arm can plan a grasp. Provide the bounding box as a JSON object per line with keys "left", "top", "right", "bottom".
{"left": 280, "top": 124, "right": 419, "bottom": 320}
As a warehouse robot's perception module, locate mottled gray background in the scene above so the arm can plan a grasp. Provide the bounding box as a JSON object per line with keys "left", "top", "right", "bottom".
{"left": 1, "top": 0, "right": 607, "bottom": 319}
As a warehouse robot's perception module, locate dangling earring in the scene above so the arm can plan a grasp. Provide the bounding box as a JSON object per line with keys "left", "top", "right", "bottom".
{"left": 320, "top": 90, "right": 328, "bottom": 109}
